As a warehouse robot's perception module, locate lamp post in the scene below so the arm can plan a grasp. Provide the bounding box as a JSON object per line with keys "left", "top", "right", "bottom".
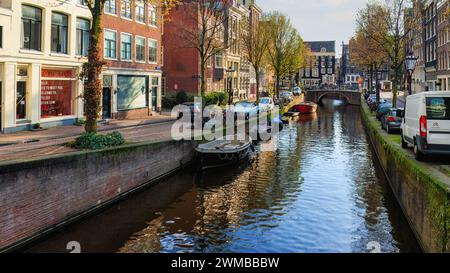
{"left": 405, "top": 50, "right": 418, "bottom": 96}
{"left": 225, "top": 67, "right": 235, "bottom": 106}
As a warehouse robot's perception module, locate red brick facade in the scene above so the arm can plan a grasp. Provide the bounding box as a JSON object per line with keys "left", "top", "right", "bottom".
{"left": 100, "top": 0, "right": 163, "bottom": 119}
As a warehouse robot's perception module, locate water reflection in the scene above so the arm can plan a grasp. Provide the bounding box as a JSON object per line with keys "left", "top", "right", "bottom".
{"left": 26, "top": 98, "right": 420, "bottom": 253}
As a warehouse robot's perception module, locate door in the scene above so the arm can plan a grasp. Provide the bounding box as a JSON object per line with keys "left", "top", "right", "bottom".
{"left": 102, "top": 87, "right": 111, "bottom": 119}
{"left": 16, "top": 81, "right": 27, "bottom": 120}
{"left": 152, "top": 86, "right": 157, "bottom": 111}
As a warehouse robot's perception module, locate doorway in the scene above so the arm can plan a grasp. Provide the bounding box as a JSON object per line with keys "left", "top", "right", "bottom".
{"left": 102, "top": 87, "right": 111, "bottom": 119}
{"left": 16, "top": 81, "right": 27, "bottom": 120}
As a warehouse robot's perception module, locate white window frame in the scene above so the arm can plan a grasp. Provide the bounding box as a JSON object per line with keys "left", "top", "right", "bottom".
{"left": 135, "top": 0, "right": 146, "bottom": 24}
{"left": 121, "top": 0, "right": 132, "bottom": 20}
{"left": 148, "top": 4, "right": 158, "bottom": 28}
{"left": 104, "top": 28, "right": 118, "bottom": 60}
{"left": 148, "top": 38, "right": 158, "bottom": 64}
{"left": 104, "top": 0, "right": 118, "bottom": 16}
{"left": 120, "top": 32, "right": 133, "bottom": 62}
{"left": 135, "top": 35, "right": 146, "bottom": 63}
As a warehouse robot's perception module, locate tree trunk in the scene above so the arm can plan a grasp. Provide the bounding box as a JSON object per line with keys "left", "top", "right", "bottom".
{"left": 375, "top": 68, "right": 380, "bottom": 104}
{"left": 84, "top": 4, "right": 104, "bottom": 134}
{"left": 276, "top": 74, "right": 280, "bottom": 99}
{"left": 255, "top": 68, "right": 260, "bottom": 102}
{"left": 200, "top": 59, "right": 206, "bottom": 97}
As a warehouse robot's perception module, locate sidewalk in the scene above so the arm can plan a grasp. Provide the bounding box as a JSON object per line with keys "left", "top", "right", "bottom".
{"left": 0, "top": 114, "right": 177, "bottom": 163}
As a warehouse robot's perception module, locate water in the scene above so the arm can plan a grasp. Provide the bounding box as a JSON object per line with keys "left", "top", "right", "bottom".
{"left": 26, "top": 98, "right": 420, "bottom": 253}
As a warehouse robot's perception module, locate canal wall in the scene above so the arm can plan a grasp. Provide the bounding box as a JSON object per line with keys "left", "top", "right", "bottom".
{"left": 361, "top": 101, "right": 450, "bottom": 253}
{"left": 0, "top": 140, "right": 196, "bottom": 252}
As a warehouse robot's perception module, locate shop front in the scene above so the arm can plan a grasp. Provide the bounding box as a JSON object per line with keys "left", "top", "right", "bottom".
{"left": 102, "top": 70, "right": 161, "bottom": 120}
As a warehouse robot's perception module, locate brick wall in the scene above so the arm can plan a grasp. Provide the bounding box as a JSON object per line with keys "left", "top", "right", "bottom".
{"left": 0, "top": 140, "right": 196, "bottom": 251}
{"left": 101, "top": 0, "right": 162, "bottom": 71}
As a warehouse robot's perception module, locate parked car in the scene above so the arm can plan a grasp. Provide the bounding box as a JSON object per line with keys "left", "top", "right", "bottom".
{"left": 280, "top": 91, "right": 293, "bottom": 103}
{"left": 399, "top": 91, "right": 450, "bottom": 160}
{"left": 234, "top": 101, "right": 259, "bottom": 120}
{"left": 259, "top": 97, "right": 275, "bottom": 112}
{"left": 177, "top": 102, "right": 211, "bottom": 126}
{"left": 381, "top": 108, "right": 402, "bottom": 134}
{"left": 376, "top": 101, "right": 393, "bottom": 120}
{"left": 293, "top": 86, "right": 302, "bottom": 96}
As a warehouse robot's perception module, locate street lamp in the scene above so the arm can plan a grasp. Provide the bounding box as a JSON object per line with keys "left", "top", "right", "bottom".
{"left": 225, "top": 67, "right": 235, "bottom": 105}
{"left": 405, "top": 50, "right": 418, "bottom": 96}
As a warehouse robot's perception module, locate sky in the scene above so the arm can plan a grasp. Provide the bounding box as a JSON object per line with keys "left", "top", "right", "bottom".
{"left": 258, "top": 0, "right": 369, "bottom": 56}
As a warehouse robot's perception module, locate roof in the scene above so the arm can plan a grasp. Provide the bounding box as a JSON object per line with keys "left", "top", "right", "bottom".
{"left": 305, "top": 41, "right": 336, "bottom": 53}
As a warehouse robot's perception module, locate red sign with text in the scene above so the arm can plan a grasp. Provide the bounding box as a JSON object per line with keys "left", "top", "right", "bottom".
{"left": 41, "top": 80, "right": 72, "bottom": 118}
{"left": 41, "top": 69, "right": 74, "bottom": 78}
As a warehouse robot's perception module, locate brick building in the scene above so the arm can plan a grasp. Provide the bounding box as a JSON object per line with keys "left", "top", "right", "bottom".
{"left": 436, "top": 0, "right": 450, "bottom": 90}
{"left": 163, "top": 0, "right": 255, "bottom": 100}
{"left": 300, "top": 41, "right": 336, "bottom": 88}
{"left": 100, "top": 0, "right": 163, "bottom": 120}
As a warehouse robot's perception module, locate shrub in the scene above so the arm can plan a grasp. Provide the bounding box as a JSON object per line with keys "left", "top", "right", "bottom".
{"left": 162, "top": 93, "right": 177, "bottom": 109}
{"left": 70, "top": 131, "right": 125, "bottom": 150}
{"left": 176, "top": 91, "right": 189, "bottom": 105}
{"left": 204, "top": 91, "right": 228, "bottom": 106}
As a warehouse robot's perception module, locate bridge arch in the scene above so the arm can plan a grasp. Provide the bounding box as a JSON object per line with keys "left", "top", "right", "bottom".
{"left": 317, "top": 92, "right": 351, "bottom": 105}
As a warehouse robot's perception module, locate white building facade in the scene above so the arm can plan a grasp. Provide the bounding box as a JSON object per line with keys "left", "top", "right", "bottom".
{"left": 0, "top": 0, "right": 91, "bottom": 133}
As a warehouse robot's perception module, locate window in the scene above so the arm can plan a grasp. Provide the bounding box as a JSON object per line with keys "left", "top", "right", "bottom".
{"left": 51, "top": 12, "right": 69, "bottom": 54}
{"left": 117, "top": 76, "right": 148, "bottom": 111}
{"left": 121, "top": 0, "right": 132, "bottom": 19}
{"left": 77, "top": 0, "right": 87, "bottom": 5}
{"left": 21, "top": 5, "right": 42, "bottom": 51}
{"left": 121, "top": 33, "right": 132, "bottom": 61}
{"left": 148, "top": 39, "right": 157, "bottom": 63}
{"left": 215, "top": 52, "right": 223, "bottom": 68}
{"left": 76, "top": 18, "right": 90, "bottom": 56}
{"left": 136, "top": 0, "right": 145, "bottom": 23}
{"left": 426, "top": 97, "right": 450, "bottom": 120}
{"left": 104, "top": 30, "right": 117, "bottom": 59}
{"left": 0, "top": 26, "right": 2, "bottom": 48}
{"left": 149, "top": 4, "right": 157, "bottom": 27}
{"left": 136, "top": 36, "right": 145, "bottom": 62}
{"left": 105, "top": 0, "right": 117, "bottom": 15}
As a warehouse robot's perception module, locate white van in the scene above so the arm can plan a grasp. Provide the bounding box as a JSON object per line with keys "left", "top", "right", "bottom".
{"left": 399, "top": 91, "right": 450, "bottom": 160}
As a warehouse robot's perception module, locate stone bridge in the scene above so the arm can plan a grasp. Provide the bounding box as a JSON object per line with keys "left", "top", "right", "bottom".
{"left": 305, "top": 90, "right": 361, "bottom": 105}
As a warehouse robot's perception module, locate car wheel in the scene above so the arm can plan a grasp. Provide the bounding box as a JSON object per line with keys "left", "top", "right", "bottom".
{"left": 401, "top": 135, "right": 408, "bottom": 149}
{"left": 413, "top": 139, "right": 425, "bottom": 161}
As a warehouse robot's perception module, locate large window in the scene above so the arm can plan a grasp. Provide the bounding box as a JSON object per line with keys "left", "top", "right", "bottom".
{"left": 51, "top": 12, "right": 68, "bottom": 54}
{"left": 21, "top": 5, "right": 42, "bottom": 51}
{"left": 41, "top": 69, "right": 74, "bottom": 118}
{"left": 136, "top": 36, "right": 146, "bottom": 62}
{"left": 121, "top": 0, "right": 132, "bottom": 19}
{"left": 76, "top": 18, "right": 90, "bottom": 56}
{"left": 215, "top": 52, "right": 223, "bottom": 68}
{"left": 121, "top": 33, "right": 132, "bottom": 61}
{"left": 149, "top": 4, "right": 157, "bottom": 27}
{"left": 148, "top": 39, "right": 157, "bottom": 63}
{"left": 105, "top": 0, "right": 117, "bottom": 14}
{"left": 135, "top": 0, "right": 145, "bottom": 23}
{"left": 104, "top": 30, "right": 117, "bottom": 59}
{"left": 117, "top": 76, "right": 148, "bottom": 111}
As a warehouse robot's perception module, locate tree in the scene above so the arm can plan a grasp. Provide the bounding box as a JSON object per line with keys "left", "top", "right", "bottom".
{"left": 241, "top": 14, "right": 270, "bottom": 102}
{"left": 356, "top": 0, "right": 418, "bottom": 107}
{"left": 349, "top": 30, "right": 388, "bottom": 103}
{"left": 170, "top": 0, "right": 230, "bottom": 97}
{"left": 265, "top": 12, "right": 305, "bottom": 99}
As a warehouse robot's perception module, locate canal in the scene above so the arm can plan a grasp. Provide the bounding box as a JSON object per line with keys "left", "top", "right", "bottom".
{"left": 26, "top": 98, "right": 421, "bottom": 253}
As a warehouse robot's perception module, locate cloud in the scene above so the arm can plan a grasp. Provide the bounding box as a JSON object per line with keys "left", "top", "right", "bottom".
{"left": 258, "top": 0, "right": 367, "bottom": 51}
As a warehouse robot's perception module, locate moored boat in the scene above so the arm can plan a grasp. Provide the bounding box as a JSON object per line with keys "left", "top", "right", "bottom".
{"left": 292, "top": 102, "right": 318, "bottom": 114}
{"left": 196, "top": 136, "right": 254, "bottom": 171}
